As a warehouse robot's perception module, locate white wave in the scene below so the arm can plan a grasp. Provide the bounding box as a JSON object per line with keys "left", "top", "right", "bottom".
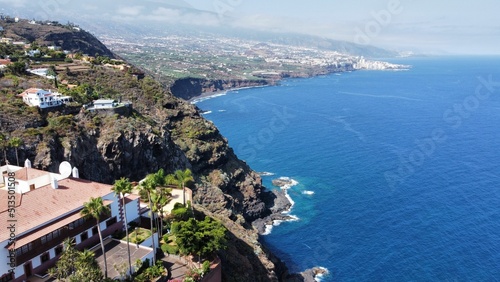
{"left": 314, "top": 267, "right": 330, "bottom": 282}
{"left": 337, "top": 91, "right": 422, "bottom": 102}
{"left": 302, "top": 190, "right": 315, "bottom": 195}
{"left": 201, "top": 110, "right": 212, "bottom": 115}
{"left": 262, "top": 215, "right": 299, "bottom": 235}
{"left": 263, "top": 176, "right": 300, "bottom": 235}
{"left": 262, "top": 224, "right": 273, "bottom": 235}
{"left": 191, "top": 92, "right": 227, "bottom": 104}
{"left": 276, "top": 176, "right": 299, "bottom": 189}
{"left": 258, "top": 171, "right": 275, "bottom": 176}
{"left": 218, "top": 110, "right": 226, "bottom": 112}
{"left": 283, "top": 190, "right": 295, "bottom": 212}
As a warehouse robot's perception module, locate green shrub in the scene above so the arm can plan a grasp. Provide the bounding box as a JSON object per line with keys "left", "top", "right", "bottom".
{"left": 161, "top": 244, "right": 179, "bottom": 255}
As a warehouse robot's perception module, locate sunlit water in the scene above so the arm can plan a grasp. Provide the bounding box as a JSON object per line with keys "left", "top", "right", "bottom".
{"left": 196, "top": 56, "right": 500, "bottom": 281}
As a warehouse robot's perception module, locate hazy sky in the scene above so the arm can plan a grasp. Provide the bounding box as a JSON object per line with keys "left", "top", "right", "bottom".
{"left": 1, "top": 0, "right": 499, "bottom": 54}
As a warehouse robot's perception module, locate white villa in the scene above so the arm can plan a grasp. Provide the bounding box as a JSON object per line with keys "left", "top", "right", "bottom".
{"left": 18, "top": 88, "right": 73, "bottom": 109}
{"left": 0, "top": 162, "right": 155, "bottom": 282}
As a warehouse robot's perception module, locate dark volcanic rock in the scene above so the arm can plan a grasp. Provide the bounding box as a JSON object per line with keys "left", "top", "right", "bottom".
{"left": 170, "top": 77, "right": 271, "bottom": 100}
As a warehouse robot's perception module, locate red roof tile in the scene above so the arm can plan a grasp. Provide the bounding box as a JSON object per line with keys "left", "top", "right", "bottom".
{"left": 0, "top": 178, "right": 114, "bottom": 242}
{"left": 13, "top": 167, "right": 49, "bottom": 181}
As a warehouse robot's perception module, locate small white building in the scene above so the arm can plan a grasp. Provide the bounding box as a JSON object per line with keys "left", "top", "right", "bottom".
{"left": 47, "top": 46, "right": 62, "bottom": 51}
{"left": 18, "top": 88, "right": 73, "bottom": 109}
{"left": 93, "top": 99, "right": 117, "bottom": 109}
{"left": 26, "top": 50, "right": 41, "bottom": 57}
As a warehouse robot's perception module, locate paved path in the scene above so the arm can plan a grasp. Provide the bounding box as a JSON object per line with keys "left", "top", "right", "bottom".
{"left": 162, "top": 255, "right": 189, "bottom": 280}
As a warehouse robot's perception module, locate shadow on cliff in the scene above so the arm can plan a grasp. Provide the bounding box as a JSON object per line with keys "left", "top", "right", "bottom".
{"left": 218, "top": 227, "right": 288, "bottom": 282}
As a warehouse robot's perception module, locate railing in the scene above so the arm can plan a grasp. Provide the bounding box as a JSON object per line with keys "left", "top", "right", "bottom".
{"left": 15, "top": 214, "right": 110, "bottom": 266}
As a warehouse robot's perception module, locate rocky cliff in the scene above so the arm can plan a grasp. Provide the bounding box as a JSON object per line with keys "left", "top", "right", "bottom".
{"left": 170, "top": 77, "right": 272, "bottom": 101}
{"left": 1, "top": 63, "right": 291, "bottom": 280}
{"left": 0, "top": 19, "right": 116, "bottom": 58}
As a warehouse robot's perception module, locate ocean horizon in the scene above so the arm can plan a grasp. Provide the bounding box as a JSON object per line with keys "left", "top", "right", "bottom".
{"left": 196, "top": 56, "right": 500, "bottom": 281}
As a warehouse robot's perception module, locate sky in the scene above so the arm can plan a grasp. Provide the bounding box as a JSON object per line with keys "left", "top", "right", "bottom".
{"left": 1, "top": 0, "right": 499, "bottom": 54}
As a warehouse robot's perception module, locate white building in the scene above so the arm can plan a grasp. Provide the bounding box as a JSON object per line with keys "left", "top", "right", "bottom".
{"left": 26, "top": 50, "right": 41, "bottom": 57}
{"left": 93, "top": 99, "right": 118, "bottom": 109}
{"left": 18, "top": 88, "right": 73, "bottom": 109}
{"left": 0, "top": 163, "right": 146, "bottom": 282}
{"left": 26, "top": 68, "right": 53, "bottom": 79}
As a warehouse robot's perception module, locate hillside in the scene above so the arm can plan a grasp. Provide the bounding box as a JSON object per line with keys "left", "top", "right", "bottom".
{"left": 0, "top": 20, "right": 292, "bottom": 281}
{"left": 0, "top": 18, "right": 116, "bottom": 58}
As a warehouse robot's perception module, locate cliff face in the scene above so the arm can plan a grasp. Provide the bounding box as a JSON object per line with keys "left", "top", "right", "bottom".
{"left": 1, "top": 64, "right": 289, "bottom": 280}
{"left": 169, "top": 65, "right": 356, "bottom": 101}
{"left": 0, "top": 19, "right": 116, "bottom": 58}
{"left": 170, "top": 77, "right": 271, "bottom": 100}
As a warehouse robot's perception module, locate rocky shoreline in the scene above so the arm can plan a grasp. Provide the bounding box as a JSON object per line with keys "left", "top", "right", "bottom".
{"left": 287, "top": 267, "right": 329, "bottom": 282}
{"left": 252, "top": 188, "right": 294, "bottom": 235}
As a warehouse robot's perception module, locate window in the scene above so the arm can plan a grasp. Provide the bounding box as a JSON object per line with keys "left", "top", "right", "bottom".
{"left": 16, "top": 243, "right": 33, "bottom": 256}
{"left": 92, "top": 226, "right": 98, "bottom": 236}
{"left": 106, "top": 217, "right": 117, "bottom": 228}
{"left": 55, "top": 245, "right": 63, "bottom": 256}
{"left": 69, "top": 218, "right": 85, "bottom": 230}
{"left": 80, "top": 231, "right": 88, "bottom": 242}
{"left": 40, "top": 229, "right": 61, "bottom": 244}
{"left": 40, "top": 252, "right": 49, "bottom": 263}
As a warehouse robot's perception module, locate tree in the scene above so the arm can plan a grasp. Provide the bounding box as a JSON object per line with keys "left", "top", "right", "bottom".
{"left": 112, "top": 177, "right": 133, "bottom": 277}
{"left": 150, "top": 188, "right": 172, "bottom": 237}
{"left": 48, "top": 238, "right": 103, "bottom": 281}
{"left": 81, "top": 197, "right": 111, "bottom": 279}
{"left": 8, "top": 137, "right": 22, "bottom": 166}
{"left": 174, "top": 169, "right": 194, "bottom": 206}
{"left": 0, "top": 133, "right": 8, "bottom": 165}
{"left": 47, "top": 65, "right": 58, "bottom": 88}
{"left": 138, "top": 175, "right": 158, "bottom": 265}
{"left": 172, "top": 217, "right": 227, "bottom": 262}
{"left": 6, "top": 61, "right": 26, "bottom": 75}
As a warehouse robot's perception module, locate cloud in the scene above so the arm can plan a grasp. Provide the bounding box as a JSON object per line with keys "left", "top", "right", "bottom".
{"left": 0, "top": 0, "right": 27, "bottom": 8}
{"left": 112, "top": 6, "right": 221, "bottom": 27}
{"left": 117, "top": 6, "right": 144, "bottom": 16}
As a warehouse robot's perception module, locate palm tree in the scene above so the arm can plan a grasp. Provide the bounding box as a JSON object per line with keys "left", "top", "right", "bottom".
{"left": 138, "top": 175, "right": 158, "bottom": 264}
{"left": 0, "top": 133, "right": 8, "bottom": 165}
{"left": 112, "top": 177, "right": 133, "bottom": 277}
{"left": 150, "top": 188, "right": 172, "bottom": 238}
{"left": 175, "top": 169, "right": 194, "bottom": 206}
{"left": 81, "top": 197, "right": 111, "bottom": 278}
{"left": 8, "top": 137, "right": 22, "bottom": 166}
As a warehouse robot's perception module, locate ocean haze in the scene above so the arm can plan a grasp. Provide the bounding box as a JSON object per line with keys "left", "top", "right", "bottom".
{"left": 0, "top": 0, "right": 499, "bottom": 54}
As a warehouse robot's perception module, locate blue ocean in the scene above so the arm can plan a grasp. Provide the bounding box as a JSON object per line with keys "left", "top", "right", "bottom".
{"left": 195, "top": 57, "right": 500, "bottom": 281}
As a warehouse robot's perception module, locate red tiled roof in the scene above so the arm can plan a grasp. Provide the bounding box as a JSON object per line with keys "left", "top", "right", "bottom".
{"left": 17, "top": 88, "right": 40, "bottom": 97}
{"left": 12, "top": 167, "right": 49, "bottom": 181}
{"left": 9, "top": 199, "right": 113, "bottom": 249}
{"left": 0, "top": 178, "right": 114, "bottom": 242}
{"left": 0, "top": 59, "right": 11, "bottom": 65}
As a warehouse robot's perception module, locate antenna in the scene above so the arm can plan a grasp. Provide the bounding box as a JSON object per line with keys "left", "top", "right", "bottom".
{"left": 59, "top": 161, "right": 72, "bottom": 179}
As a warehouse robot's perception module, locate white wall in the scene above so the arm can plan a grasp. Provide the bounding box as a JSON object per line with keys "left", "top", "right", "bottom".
{"left": 140, "top": 232, "right": 159, "bottom": 252}
{"left": 103, "top": 193, "right": 120, "bottom": 218}
{"left": 125, "top": 197, "right": 140, "bottom": 223}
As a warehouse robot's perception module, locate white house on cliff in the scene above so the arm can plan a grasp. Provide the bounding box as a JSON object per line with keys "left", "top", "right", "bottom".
{"left": 18, "top": 88, "right": 73, "bottom": 109}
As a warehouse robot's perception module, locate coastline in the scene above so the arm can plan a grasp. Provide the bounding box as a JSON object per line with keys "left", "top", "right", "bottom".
{"left": 184, "top": 62, "right": 410, "bottom": 281}
{"left": 189, "top": 84, "right": 272, "bottom": 104}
